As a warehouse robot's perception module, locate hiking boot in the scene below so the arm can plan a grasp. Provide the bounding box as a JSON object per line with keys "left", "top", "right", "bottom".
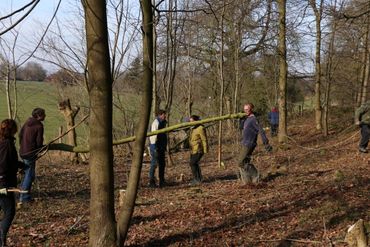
{"left": 189, "top": 179, "right": 201, "bottom": 186}
{"left": 148, "top": 179, "right": 157, "bottom": 188}
{"left": 359, "top": 147, "right": 368, "bottom": 153}
{"left": 159, "top": 180, "right": 169, "bottom": 188}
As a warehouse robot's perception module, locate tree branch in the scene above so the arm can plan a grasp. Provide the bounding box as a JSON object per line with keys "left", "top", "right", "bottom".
{"left": 48, "top": 112, "right": 246, "bottom": 153}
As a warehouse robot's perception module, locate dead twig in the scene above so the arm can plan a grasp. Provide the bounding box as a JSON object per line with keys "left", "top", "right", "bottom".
{"left": 67, "top": 214, "right": 86, "bottom": 235}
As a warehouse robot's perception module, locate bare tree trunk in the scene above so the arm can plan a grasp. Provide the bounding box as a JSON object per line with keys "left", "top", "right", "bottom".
{"left": 152, "top": 0, "right": 158, "bottom": 118}
{"left": 323, "top": 0, "right": 339, "bottom": 137}
{"left": 233, "top": 24, "right": 241, "bottom": 114}
{"left": 277, "top": 0, "right": 288, "bottom": 143}
{"left": 186, "top": 47, "right": 193, "bottom": 116}
{"left": 82, "top": 1, "right": 116, "bottom": 246}
{"left": 360, "top": 15, "right": 370, "bottom": 105}
{"left": 11, "top": 70, "right": 18, "bottom": 120}
{"left": 116, "top": 0, "right": 153, "bottom": 245}
{"left": 217, "top": 4, "right": 225, "bottom": 168}
{"left": 163, "top": 0, "right": 178, "bottom": 167}
{"left": 310, "top": 0, "right": 323, "bottom": 131}
{"left": 5, "top": 65, "right": 13, "bottom": 119}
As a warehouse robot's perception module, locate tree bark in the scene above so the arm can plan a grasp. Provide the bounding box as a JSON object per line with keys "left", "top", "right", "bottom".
{"left": 310, "top": 0, "right": 324, "bottom": 131}
{"left": 116, "top": 0, "right": 153, "bottom": 245}
{"left": 277, "top": 0, "right": 288, "bottom": 143}
{"left": 323, "top": 0, "right": 338, "bottom": 137}
{"left": 152, "top": 0, "right": 158, "bottom": 118}
{"left": 360, "top": 14, "right": 370, "bottom": 105}
{"left": 82, "top": 0, "right": 116, "bottom": 246}
{"left": 217, "top": 4, "right": 226, "bottom": 168}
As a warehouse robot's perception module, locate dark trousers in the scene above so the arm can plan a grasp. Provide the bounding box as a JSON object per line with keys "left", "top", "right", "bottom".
{"left": 359, "top": 124, "right": 370, "bottom": 149}
{"left": 157, "top": 149, "right": 166, "bottom": 184}
{"left": 271, "top": 124, "right": 278, "bottom": 137}
{"left": 0, "top": 193, "right": 15, "bottom": 246}
{"left": 190, "top": 153, "right": 203, "bottom": 182}
{"left": 149, "top": 146, "right": 166, "bottom": 185}
{"left": 238, "top": 145, "right": 257, "bottom": 182}
{"left": 238, "top": 145, "right": 256, "bottom": 167}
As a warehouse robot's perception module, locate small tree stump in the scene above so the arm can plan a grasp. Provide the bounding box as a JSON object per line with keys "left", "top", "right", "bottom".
{"left": 345, "top": 219, "right": 368, "bottom": 247}
{"left": 118, "top": 189, "right": 126, "bottom": 209}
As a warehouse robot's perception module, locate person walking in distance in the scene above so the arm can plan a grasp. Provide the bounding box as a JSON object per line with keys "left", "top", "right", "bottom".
{"left": 0, "top": 119, "right": 24, "bottom": 246}
{"left": 19, "top": 108, "right": 46, "bottom": 205}
{"left": 148, "top": 110, "right": 168, "bottom": 188}
{"left": 268, "top": 106, "right": 279, "bottom": 137}
{"left": 355, "top": 100, "right": 370, "bottom": 153}
{"left": 189, "top": 115, "right": 208, "bottom": 185}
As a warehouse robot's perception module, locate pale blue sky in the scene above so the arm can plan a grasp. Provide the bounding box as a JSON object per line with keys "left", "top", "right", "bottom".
{"left": 0, "top": 0, "right": 78, "bottom": 71}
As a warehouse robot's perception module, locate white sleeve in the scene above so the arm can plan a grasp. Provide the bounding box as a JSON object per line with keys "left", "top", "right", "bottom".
{"left": 149, "top": 119, "right": 159, "bottom": 144}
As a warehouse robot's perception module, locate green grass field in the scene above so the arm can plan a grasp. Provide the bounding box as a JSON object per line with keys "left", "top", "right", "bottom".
{"left": 0, "top": 81, "right": 69, "bottom": 143}
{"left": 0, "top": 81, "right": 150, "bottom": 146}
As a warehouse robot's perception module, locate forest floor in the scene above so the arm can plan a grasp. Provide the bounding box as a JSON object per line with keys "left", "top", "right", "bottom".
{"left": 6, "top": 110, "right": 370, "bottom": 246}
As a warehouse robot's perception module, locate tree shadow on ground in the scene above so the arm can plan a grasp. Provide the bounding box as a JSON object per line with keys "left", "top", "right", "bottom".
{"left": 131, "top": 213, "right": 164, "bottom": 225}
{"left": 38, "top": 188, "right": 89, "bottom": 200}
{"left": 205, "top": 173, "right": 239, "bottom": 183}
{"left": 275, "top": 230, "right": 315, "bottom": 247}
{"left": 130, "top": 181, "right": 367, "bottom": 247}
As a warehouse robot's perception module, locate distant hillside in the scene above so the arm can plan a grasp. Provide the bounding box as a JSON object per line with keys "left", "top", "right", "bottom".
{"left": 0, "top": 81, "right": 65, "bottom": 142}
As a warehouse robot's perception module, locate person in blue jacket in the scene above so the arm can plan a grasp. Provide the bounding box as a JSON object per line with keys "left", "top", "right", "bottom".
{"left": 238, "top": 103, "right": 272, "bottom": 182}
{"left": 267, "top": 106, "right": 279, "bottom": 137}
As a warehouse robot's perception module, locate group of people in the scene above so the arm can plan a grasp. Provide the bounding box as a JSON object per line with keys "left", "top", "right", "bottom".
{"left": 0, "top": 108, "right": 45, "bottom": 246}
{"left": 147, "top": 100, "right": 370, "bottom": 187}
{"left": 148, "top": 103, "right": 275, "bottom": 188}
{"left": 148, "top": 111, "right": 209, "bottom": 187}
{"left": 2, "top": 101, "right": 367, "bottom": 244}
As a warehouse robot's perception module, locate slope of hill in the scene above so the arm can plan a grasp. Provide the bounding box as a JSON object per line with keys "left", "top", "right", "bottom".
{"left": 7, "top": 110, "right": 369, "bottom": 246}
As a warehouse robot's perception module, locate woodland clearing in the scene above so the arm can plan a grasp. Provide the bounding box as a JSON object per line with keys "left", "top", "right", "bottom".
{"left": 6, "top": 110, "right": 370, "bottom": 247}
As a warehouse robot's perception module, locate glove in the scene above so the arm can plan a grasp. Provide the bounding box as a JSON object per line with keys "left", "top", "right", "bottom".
{"left": 355, "top": 121, "right": 360, "bottom": 126}
{"left": 265, "top": 144, "right": 273, "bottom": 152}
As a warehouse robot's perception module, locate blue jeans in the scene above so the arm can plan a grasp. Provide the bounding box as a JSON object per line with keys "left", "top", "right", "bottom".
{"left": 149, "top": 144, "right": 157, "bottom": 180}
{"left": 19, "top": 159, "right": 36, "bottom": 202}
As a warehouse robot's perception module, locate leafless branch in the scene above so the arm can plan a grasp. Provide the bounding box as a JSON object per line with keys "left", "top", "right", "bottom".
{"left": 0, "top": 0, "right": 41, "bottom": 36}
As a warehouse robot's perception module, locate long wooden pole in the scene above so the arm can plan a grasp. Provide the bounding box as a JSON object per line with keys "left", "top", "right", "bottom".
{"left": 48, "top": 112, "right": 246, "bottom": 153}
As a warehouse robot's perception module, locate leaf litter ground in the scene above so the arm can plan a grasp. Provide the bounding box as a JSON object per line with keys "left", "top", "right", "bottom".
{"left": 7, "top": 112, "right": 370, "bottom": 246}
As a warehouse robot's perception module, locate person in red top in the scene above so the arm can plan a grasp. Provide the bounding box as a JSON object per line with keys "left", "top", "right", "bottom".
{"left": 0, "top": 119, "right": 24, "bottom": 246}
{"left": 18, "top": 108, "right": 45, "bottom": 205}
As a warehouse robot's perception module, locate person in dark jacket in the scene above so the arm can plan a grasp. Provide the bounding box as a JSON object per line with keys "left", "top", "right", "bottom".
{"left": 0, "top": 119, "right": 24, "bottom": 246}
{"left": 268, "top": 107, "right": 279, "bottom": 137}
{"left": 148, "top": 110, "right": 168, "bottom": 188}
{"left": 355, "top": 101, "right": 370, "bottom": 153}
{"left": 188, "top": 115, "right": 208, "bottom": 185}
{"left": 18, "top": 108, "right": 45, "bottom": 204}
{"left": 238, "top": 103, "right": 272, "bottom": 183}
